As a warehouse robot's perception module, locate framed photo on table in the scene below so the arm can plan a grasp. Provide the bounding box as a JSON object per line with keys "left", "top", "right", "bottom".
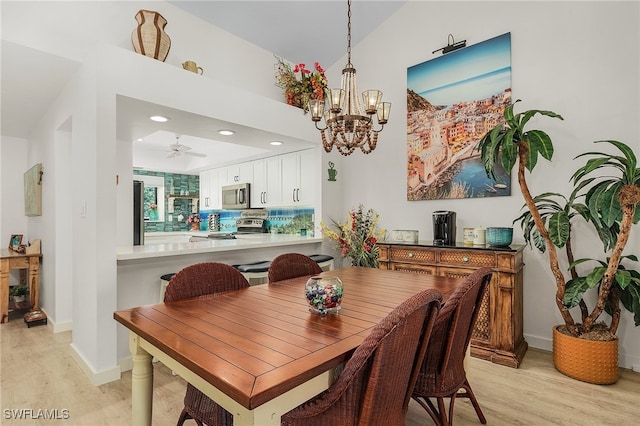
{"left": 9, "top": 234, "right": 23, "bottom": 250}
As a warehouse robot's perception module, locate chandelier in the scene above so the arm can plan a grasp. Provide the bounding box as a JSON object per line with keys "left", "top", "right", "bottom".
{"left": 308, "top": 0, "right": 391, "bottom": 156}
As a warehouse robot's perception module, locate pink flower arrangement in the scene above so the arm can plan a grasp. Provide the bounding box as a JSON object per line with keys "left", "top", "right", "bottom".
{"left": 275, "top": 56, "right": 328, "bottom": 112}
{"left": 186, "top": 214, "right": 202, "bottom": 224}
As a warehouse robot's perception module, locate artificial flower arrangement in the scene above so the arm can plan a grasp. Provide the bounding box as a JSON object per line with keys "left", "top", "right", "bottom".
{"left": 186, "top": 213, "right": 202, "bottom": 224}
{"left": 275, "top": 55, "right": 328, "bottom": 112}
{"left": 321, "top": 204, "right": 385, "bottom": 268}
{"left": 149, "top": 203, "right": 158, "bottom": 210}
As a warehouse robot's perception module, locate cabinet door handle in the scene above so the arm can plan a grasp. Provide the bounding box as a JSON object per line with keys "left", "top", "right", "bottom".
{"left": 408, "top": 252, "right": 414, "bottom": 258}
{"left": 292, "top": 189, "right": 296, "bottom": 202}
{"left": 296, "top": 188, "right": 300, "bottom": 202}
{"left": 463, "top": 256, "right": 469, "bottom": 262}
{"left": 205, "top": 197, "right": 210, "bottom": 207}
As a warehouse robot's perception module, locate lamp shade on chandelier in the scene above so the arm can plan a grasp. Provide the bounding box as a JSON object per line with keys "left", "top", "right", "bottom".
{"left": 309, "top": 0, "right": 391, "bottom": 156}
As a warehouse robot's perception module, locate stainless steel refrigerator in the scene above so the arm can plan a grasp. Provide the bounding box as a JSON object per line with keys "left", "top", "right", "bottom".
{"left": 133, "top": 180, "right": 144, "bottom": 245}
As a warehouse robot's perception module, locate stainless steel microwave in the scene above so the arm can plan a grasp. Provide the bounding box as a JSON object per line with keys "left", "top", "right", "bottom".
{"left": 221, "top": 183, "right": 250, "bottom": 210}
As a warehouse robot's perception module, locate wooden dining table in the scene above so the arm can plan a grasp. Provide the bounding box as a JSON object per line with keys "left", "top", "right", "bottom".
{"left": 113, "top": 266, "right": 461, "bottom": 426}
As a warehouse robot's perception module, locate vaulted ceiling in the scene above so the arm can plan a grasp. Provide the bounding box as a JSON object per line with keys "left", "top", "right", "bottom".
{"left": 1, "top": 1, "right": 406, "bottom": 172}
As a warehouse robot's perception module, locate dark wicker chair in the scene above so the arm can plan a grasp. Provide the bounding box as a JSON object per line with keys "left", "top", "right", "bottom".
{"left": 164, "top": 262, "right": 250, "bottom": 426}
{"left": 268, "top": 253, "right": 323, "bottom": 283}
{"left": 411, "top": 267, "right": 492, "bottom": 426}
{"left": 281, "top": 288, "right": 443, "bottom": 426}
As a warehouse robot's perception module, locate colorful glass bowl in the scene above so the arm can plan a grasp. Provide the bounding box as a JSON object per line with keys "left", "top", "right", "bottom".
{"left": 305, "top": 276, "right": 343, "bottom": 315}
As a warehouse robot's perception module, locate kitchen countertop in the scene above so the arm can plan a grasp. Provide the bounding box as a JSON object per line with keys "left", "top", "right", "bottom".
{"left": 117, "top": 233, "right": 323, "bottom": 261}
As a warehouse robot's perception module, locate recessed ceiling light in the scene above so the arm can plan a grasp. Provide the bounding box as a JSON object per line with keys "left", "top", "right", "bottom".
{"left": 218, "top": 130, "right": 235, "bottom": 136}
{"left": 149, "top": 115, "right": 169, "bottom": 122}
{"left": 137, "top": 138, "right": 143, "bottom": 142}
{"left": 270, "top": 141, "right": 283, "bottom": 146}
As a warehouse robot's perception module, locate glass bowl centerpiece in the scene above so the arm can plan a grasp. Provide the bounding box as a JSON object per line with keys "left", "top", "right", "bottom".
{"left": 304, "top": 276, "right": 343, "bottom": 315}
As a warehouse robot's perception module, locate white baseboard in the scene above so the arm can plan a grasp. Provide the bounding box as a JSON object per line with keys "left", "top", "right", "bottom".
{"left": 33, "top": 308, "right": 72, "bottom": 333}
{"left": 118, "top": 356, "right": 133, "bottom": 373}
{"left": 523, "top": 332, "right": 552, "bottom": 352}
{"left": 52, "top": 318, "right": 72, "bottom": 333}
{"left": 69, "top": 343, "right": 121, "bottom": 386}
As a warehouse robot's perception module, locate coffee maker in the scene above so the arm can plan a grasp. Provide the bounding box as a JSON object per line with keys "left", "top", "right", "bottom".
{"left": 433, "top": 211, "right": 456, "bottom": 246}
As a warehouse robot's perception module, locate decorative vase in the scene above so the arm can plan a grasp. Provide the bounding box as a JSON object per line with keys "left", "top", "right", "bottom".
{"left": 305, "top": 276, "right": 343, "bottom": 315}
{"left": 149, "top": 209, "right": 159, "bottom": 221}
{"left": 552, "top": 325, "right": 619, "bottom": 384}
{"left": 191, "top": 222, "right": 200, "bottom": 231}
{"left": 131, "top": 9, "right": 171, "bottom": 62}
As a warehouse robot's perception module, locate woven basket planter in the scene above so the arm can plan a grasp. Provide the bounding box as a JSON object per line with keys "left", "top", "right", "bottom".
{"left": 552, "top": 325, "right": 619, "bottom": 384}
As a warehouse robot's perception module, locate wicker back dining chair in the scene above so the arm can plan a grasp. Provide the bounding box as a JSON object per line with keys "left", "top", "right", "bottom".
{"left": 164, "top": 262, "right": 250, "bottom": 426}
{"left": 281, "top": 288, "right": 443, "bottom": 426}
{"left": 411, "top": 267, "right": 492, "bottom": 426}
{"left": 268, "top": 252, "right": 323, "bottom": 283}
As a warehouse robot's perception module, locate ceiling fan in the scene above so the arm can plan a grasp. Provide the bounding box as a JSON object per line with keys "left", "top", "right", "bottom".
{"left": 167, "top": 135, "right": 207, "bottom": 159}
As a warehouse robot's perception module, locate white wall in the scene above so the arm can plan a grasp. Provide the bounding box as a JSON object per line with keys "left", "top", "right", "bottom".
{"left": 0, "top": 137, "right": 28, "bottom": 286}
{"left": 335, "top": 1, "right": 640, "bottom": 368}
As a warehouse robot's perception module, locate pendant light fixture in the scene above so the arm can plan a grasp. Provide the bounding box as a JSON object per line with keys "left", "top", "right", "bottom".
{"left": 308, "top": 0, "right": 391, "bottom": 156}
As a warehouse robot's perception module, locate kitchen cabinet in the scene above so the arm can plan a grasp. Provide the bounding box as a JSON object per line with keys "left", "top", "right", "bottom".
{"left": 199, "top": 169, "right": 220, "bottom": 209}
{"left": 251, "top": 157, "right": 281, "bottom": 207}
{"left": 219, "top": 162, "right": 252, "bottom": 186}
{"left": 280, "top": 149, "right": 316, "bottom": 206}
{"left": 378, "top": 242, "right": 527, "bottom": 368}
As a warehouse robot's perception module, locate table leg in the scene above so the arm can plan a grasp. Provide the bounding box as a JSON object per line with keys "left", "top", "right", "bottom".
{"left": 130, "top": 333, "right": 153, "bottom": 426}
{"left": 28, "top": 257, "right": 40, "bottom": 310}
{"left": 1, "top": 259, "right": 8, "bottom": 323}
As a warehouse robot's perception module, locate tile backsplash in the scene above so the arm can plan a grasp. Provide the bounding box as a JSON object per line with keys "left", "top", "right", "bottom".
{"left": 199, "top": 208, "right": 315, "bottom": 235}
{"left": 134, "top": 170, "right": 200, "bottom": 232}
{"left": 134, "top": 171, "right": 315, "bottom": 234}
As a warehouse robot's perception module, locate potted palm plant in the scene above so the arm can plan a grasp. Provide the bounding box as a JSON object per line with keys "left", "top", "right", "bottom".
{"left": 477, "top": 99, "right": 640, "bottom": 384}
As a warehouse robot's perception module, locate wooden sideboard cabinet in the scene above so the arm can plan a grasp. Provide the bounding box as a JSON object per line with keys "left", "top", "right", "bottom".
{"left": 378, "top": 242, "right": 527, "bottom": 368}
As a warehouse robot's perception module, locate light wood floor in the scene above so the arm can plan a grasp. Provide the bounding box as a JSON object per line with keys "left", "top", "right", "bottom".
{"left": 1, "top": 317, "right": 639, "bottom": 425}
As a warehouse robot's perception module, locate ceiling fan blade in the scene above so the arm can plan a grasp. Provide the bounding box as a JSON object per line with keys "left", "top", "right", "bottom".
{"left": 167, "top": 151, "right": 180, "bottom": 159}
{"left": 169, "top": 143, "right": 191, "bottom": 152}
{"left": 185, "top": 151, "right": 207, "bottom": 158}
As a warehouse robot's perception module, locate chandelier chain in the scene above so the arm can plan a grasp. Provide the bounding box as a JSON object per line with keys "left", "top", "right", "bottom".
{"left": 346, "top": 0, "right": 352, "bottom": 66}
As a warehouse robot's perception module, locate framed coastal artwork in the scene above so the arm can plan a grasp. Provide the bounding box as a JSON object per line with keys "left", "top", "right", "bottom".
{"left": 24, "top": 163, "right": 43, "bottom": 216}
{"left": 406, "top": 32, "right": 512, "bottom": 200}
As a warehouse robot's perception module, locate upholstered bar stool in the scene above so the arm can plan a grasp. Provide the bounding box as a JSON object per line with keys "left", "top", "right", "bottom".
{"left": 233, "top": 261, "right": 271, "bottom": 285}
{"left": 309, "top": 254, "right": 334, "bottom": 271}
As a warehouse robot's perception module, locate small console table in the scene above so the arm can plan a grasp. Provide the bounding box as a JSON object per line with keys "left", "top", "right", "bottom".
{"left": 1, "top": 249, "right": 41, "bottom": 323}
{"left": 377, "top": 241, "right": 527, "bottom": 368}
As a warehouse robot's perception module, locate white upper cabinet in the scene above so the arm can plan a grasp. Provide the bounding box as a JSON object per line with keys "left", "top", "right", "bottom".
{"left": 280, "top": 149, "right": 317, "bottom": 206}
{"left": 219, "top": 162, "right": 253, "bottom": 186}
{"left": 199, "top": 169, "right": 220, "bottom": 209}
{"left": 199, "top": 149, "right": 317, "bottom": 210}
{"left": 251, "top": 156, "right": 281, "bottom": 207}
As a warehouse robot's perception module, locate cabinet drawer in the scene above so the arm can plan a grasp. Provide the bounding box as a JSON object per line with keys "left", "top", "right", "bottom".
{"left": 390, "top": 247, "right": 436, "bottom": 264}
{"left": 438, "top": 250, "right": 495, "bottom": 268}
{"left": 390, "top": 263, "right": 437, "bottom": 275}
